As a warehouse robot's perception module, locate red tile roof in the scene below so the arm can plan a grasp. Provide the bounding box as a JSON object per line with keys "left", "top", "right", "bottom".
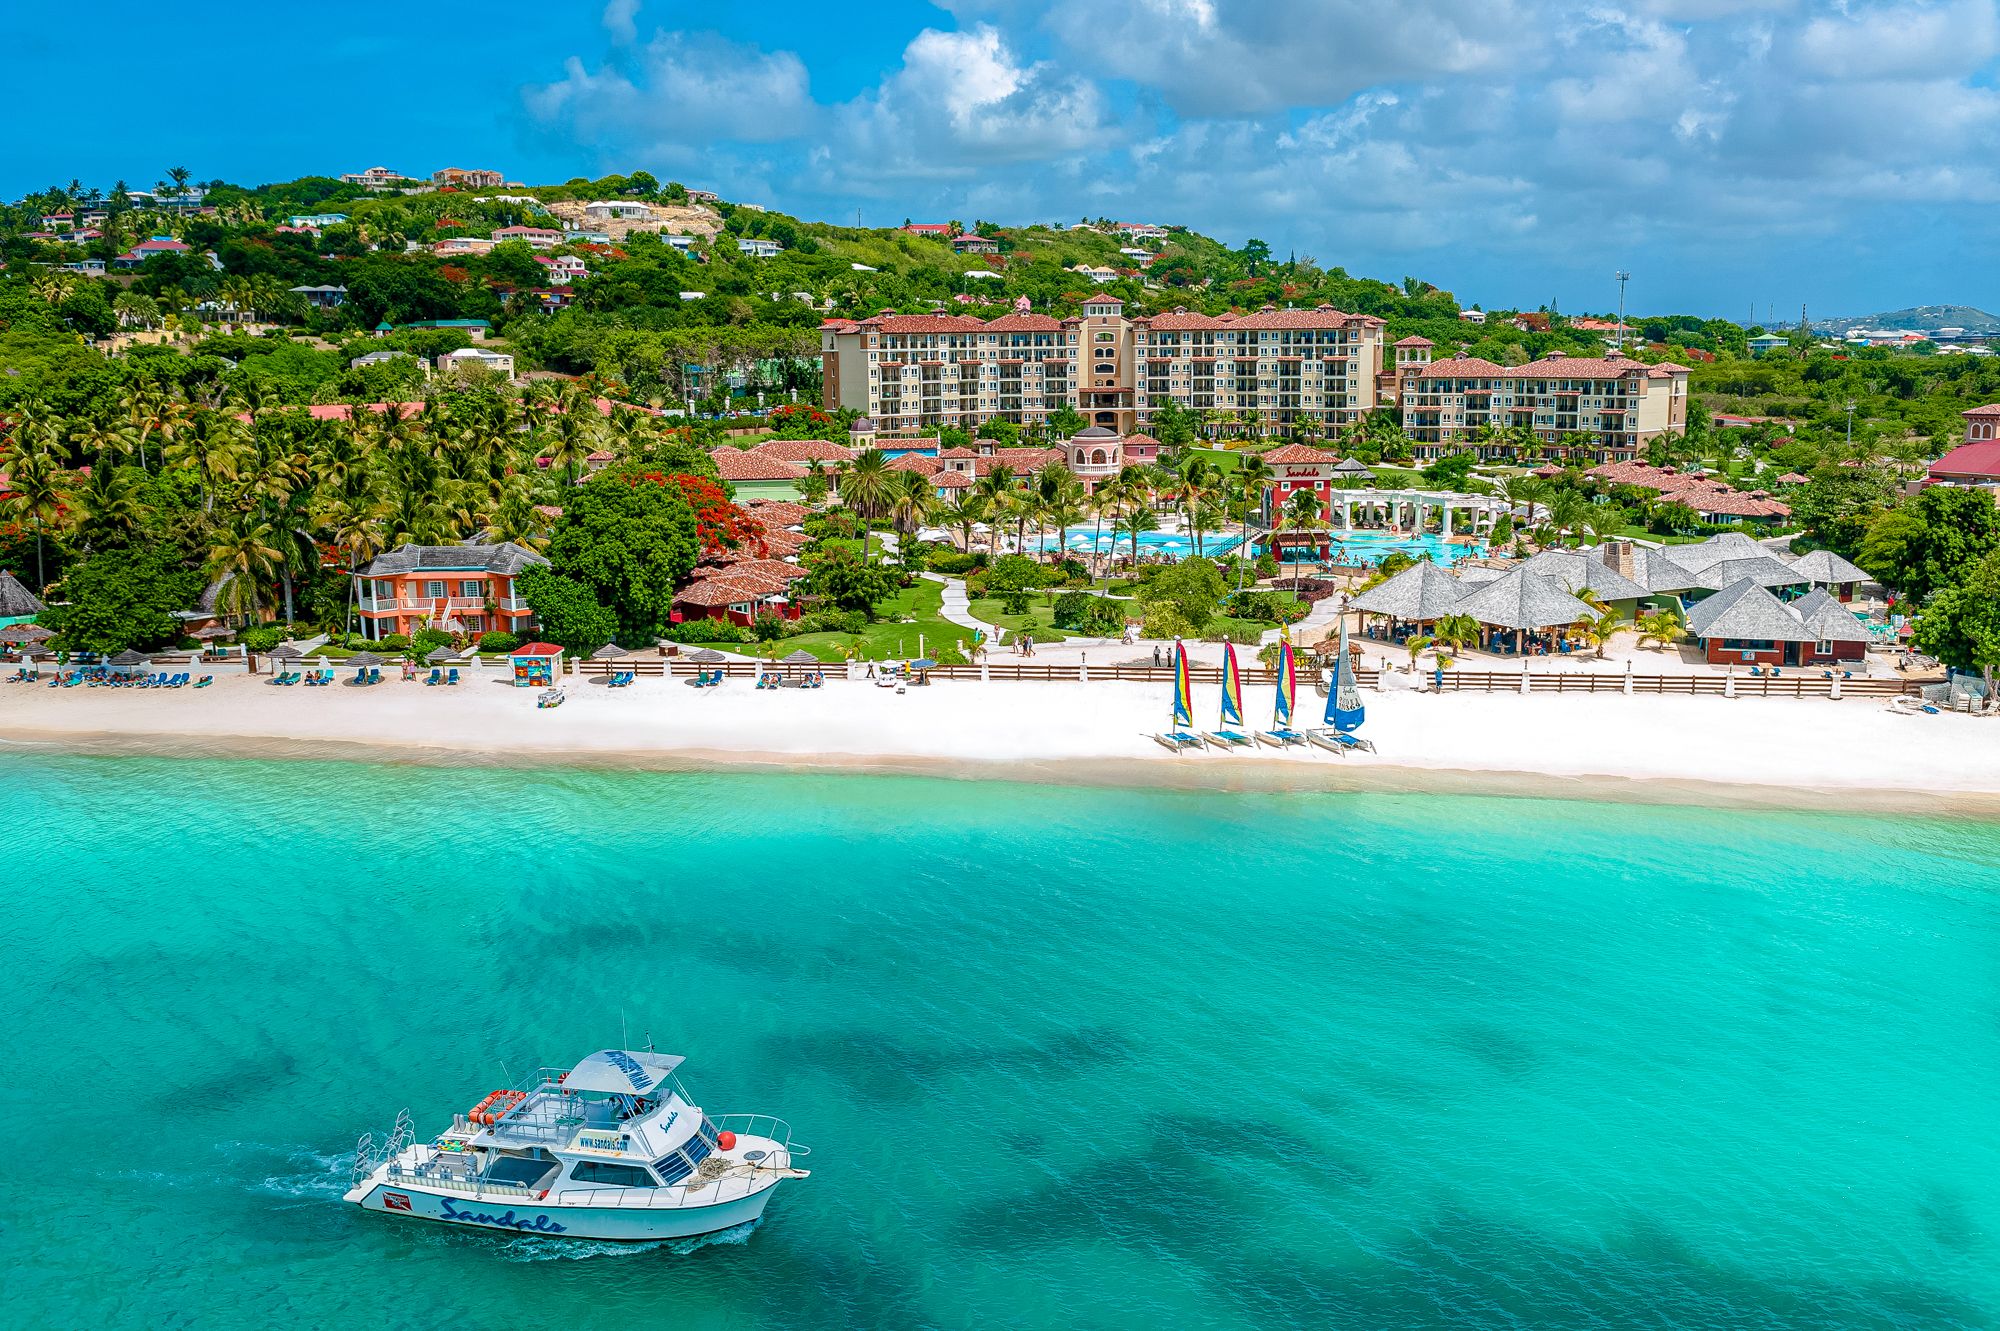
{"left": 710, "top": 448, "right": 807, "bottom": 481}
{"left": 982, "top": 313, "right": 1064, "bottom": 332}
{"left": 742, "top": 498, "right": 809, "bottom": 527}
{"left": 888, "top": 454, "right": 942, "bottom": 476}
{"left": 1962, "top": 403, "right": 2000, "bottom": 418}
{"left": 1929, "top": 440, "right": 2000, "bottom": 480}
{"left": 934, "top": 471, "right": 974, "bottom": 489}
{"left": 1260, "top": 443, "right": 1343, "bottom": 465}
{"left": 747, "top": 439, "right": 855, "bottom": 464}
{"left": 1393, "top": 335, "right": 1435, "bottom": 347}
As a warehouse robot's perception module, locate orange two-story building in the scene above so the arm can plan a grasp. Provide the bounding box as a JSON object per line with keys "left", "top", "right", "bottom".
{"left": 355, "top": 542, "right": 549, "bottom": 641}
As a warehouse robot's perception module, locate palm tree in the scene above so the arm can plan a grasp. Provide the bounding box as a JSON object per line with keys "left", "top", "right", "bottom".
{"left": 0, "top": 444, "right": 70, "bottom": 589}
{"left": 1572, "top": 610, "right": 1627, "bottom": 659}
{"left": 1499, "top": 475, "right": 1549, "bottom": 532}
{"left": 1635, "top": 609, "right": 1683, "bottom": 652}
{"left": 940, "top": 494, "right": 987, "bottom": 552}
{"left": 206, "top": 517, "right": 283, "bottom": 624}
{"left": 1235, "top": 454, "right": 1273, "bottom": 529}
{"left": 1545, "top": 490, "right": 1588, "bottom": 546}
{"left": 1432, "top": 612, "right": 1482, "bottom": 658}
{"left": 1281, "top": 487, "right": 1325, "bottom": 582}
{"left": 1115, "top": 504, "right": 1159, "bottom": 572}
{"left": 838, "top": 448, "right": 896, "bottom": 559}
{"left": 888, "top": 469, "right": 935, "bottom": 539}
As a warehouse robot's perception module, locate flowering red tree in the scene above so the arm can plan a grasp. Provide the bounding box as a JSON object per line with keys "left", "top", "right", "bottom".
{"left": 628, "top": 471, "right": 767, "bottom": 558}
{"left": 765, "top": 404, "right": 837, "bottom": 440}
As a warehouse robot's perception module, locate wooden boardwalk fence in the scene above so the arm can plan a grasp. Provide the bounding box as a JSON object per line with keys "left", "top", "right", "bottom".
{"left": 576, "top": 658, "right": 1918, "bottom": 699}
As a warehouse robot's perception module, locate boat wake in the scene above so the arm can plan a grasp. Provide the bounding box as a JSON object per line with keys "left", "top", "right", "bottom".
{"left": 226, "top": 1142, "right": 353, "bottom": 1200}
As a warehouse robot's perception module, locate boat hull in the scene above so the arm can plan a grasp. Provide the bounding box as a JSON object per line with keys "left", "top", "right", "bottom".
{"left": 345, "top": 1178, "right": 778, "bottom": 1242}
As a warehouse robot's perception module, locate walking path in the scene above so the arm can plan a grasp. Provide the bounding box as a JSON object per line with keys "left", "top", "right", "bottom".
{"left": 921, "top": 574, "right": 989, "bottom": 639}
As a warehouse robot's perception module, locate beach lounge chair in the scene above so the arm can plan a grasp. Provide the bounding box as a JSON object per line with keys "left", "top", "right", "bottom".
{"left": 172, "top": 672, "right": 189, "bottom": 688}
{"left": 194, "top": 675, "right": 212, "bottom": 688}
{"left": 1748, "top": 665, "right": 1764, "bottom": 677}
{"left": 446, "top": 668, "right": 460, "bottom": 686}
{"left": 350, "top": 667, "right": 367, "bottom": 686}
{"left": 367, "top": 667, "right": 382, "bottom": 685}
{"left": 426, "top": 668, "right": 442, "bottom": 686}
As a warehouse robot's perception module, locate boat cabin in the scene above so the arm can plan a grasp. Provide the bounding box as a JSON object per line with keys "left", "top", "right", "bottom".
{"left": 411, "top": 1051, "right": 722, "bottom": 1199}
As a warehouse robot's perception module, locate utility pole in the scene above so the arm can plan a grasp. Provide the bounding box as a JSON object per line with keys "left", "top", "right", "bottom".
{"left": 1845, "top": 399, "right": 1856, "bottom": 448}
{"left": 1615, "top": 270, "right": 1631, "bottom": 349}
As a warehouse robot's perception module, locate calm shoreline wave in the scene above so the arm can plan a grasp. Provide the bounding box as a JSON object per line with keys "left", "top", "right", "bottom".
{"left": 6, "top": 723, "right": 2000, "bottom": 819}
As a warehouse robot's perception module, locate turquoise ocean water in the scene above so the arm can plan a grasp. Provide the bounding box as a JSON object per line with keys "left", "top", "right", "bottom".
{"left": 5, "top": 752, "right": 1999, "bottom": 1329}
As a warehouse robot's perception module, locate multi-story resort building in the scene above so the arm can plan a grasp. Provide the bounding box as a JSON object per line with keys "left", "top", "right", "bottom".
{"left": 821, "top": 296, "right": 1386, "bottom": 436}
{"left": 1396, "top": 343, "right": 1691, "bottom": 464}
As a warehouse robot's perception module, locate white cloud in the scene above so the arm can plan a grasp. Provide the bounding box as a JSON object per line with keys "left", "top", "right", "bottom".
{"left": 1793, "top": 0, "right": 2000, "bottom": 79}
{"left": 826, "top": 25, "right": 1120, "bottom": 185}
{"left": 601, "top": 0, "right": 639, "bottom": 45}
{"left": 524, "top": 29, "right": 813, "bottom": 154}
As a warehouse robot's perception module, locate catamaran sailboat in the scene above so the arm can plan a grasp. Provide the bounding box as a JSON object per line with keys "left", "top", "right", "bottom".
{"left": 345, "top": 1049, "right": 809, "bottom": 1242}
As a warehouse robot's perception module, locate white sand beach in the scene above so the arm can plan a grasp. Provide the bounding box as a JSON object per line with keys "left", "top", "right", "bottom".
{"left": 2, "top": 670, "right": 1994, "bottom": 810}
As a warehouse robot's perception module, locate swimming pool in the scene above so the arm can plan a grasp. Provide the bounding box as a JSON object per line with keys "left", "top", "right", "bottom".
{"left": 1034, "top": 526, "right": 1484, "bottom": 566}
{"left": 1033, "top": 528, "right": 1250, "bottom": 557}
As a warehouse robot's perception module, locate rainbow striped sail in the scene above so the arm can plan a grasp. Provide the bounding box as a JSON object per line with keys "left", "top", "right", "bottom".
{"left": 1219, "top": 641, "right": 1245, "bottom": 727}
{"left": 1171, "top": 639, "right": 1194, "bottom": 727}
{"left": 1274, "top": 638, "right": 1297, "bottom": 729}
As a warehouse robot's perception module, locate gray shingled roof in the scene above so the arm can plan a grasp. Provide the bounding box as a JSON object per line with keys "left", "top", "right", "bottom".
{"left": 358, "top": 542, "right": 550, "bottom": 577}
{"left": 1349, "top": 560, "right": 1465, "bottom": 620}
{"left": 1666, "top": 532, "right": 1767, "bottom": 572}
{"left": 1790, "top": 548, "right": 1869, "bottom": 586}
{"left": 1792, "top": 589, "right": 1871, "bottom": 642}
{"left": 0, "top": 570, "right": 45, "bottom": 618}
{"left": 1627, "top": 547, "right": 1704, "bottom": 594}
{"left": 1451, "top": 568, "right": 1599, "bottom": 631}
{"left": 1517, "top": 550, "right": 1652, "bottom": 602}
{"left": 1685, "top": 579, "right": 1816, "bottom": 642}
{"left": 1696, "top": 555, "right": 1811, "bottom": 592}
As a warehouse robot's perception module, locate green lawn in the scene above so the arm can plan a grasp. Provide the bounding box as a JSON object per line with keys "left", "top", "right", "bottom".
{"left": 967, "top": 597, "right": 1073, "bottom": 643}
{"left": 737, "top": 580, "right": 974, "bottom": 664}
{"left": 1184, "top": 447, "right": 1243, "bottom": 472}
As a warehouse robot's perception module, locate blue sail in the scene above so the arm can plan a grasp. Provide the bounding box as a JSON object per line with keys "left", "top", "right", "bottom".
{"left": 1327, "top": 620, "right": 1366, "bottom": 733}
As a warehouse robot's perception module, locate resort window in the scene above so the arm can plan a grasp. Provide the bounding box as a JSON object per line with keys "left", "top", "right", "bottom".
{"left": 424, "top": 581, "right": 447, "bottom": 599}
{"left": 569, "top": 1161, "right": 658, "bottom": 1188}
{"left": 459, "top": 580, "right": 482, "bottom": 598}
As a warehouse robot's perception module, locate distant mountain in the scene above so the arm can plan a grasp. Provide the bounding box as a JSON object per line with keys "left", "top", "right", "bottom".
{"left": 1811, "top": 304, "right": 2000, "bottom": 333}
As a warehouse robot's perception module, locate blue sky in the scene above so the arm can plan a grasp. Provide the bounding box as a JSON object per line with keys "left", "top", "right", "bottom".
{"left": 8, "top": 0, "right": 2000, "bottom": 320}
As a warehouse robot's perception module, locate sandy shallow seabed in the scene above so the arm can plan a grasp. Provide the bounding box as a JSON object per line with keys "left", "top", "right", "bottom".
{"left": 2, "top": 672, "right": 1994, "bottom": 815}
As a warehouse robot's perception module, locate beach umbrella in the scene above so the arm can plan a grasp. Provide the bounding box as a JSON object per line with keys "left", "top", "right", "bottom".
{"left": 686, "top": 648, "right": 726, "bottom": 662}
{"left": 109, "top": 649, "right": 151, "bottom": 665}
{"left": 0, "top": 623, "right": 52, "bottom": 644}
{"left": 591, "top": 642, "right": 630, "bottom": 660}
{"left": 346, "top": 651, "right": 385, "bottom": 667}
{"left": 426, "top": 645, "right": 459, "bottom": 664}
{"left": 190, "top": 623, "right": 233, "bottom": 641}
{"left": 268, "top": 644, "right": 303, "bottom": 660}
{"left": 20, "top": 646, "right": 54, "bottom": 660}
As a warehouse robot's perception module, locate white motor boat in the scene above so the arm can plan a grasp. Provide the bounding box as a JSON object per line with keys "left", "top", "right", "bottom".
{"left": 345, "top": 1049, "right": 809, "bottom": 1242}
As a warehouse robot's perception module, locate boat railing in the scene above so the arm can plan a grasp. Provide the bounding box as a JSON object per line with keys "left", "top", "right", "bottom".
{"left": 548, "top": 1172, "right": 769, "bottom": 1208}
{"left": 385, "top": 1159, "right": 544, "bottom": 1201}
{"left": 712, "top": 1113, "right": 805, "bottom": 1156}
